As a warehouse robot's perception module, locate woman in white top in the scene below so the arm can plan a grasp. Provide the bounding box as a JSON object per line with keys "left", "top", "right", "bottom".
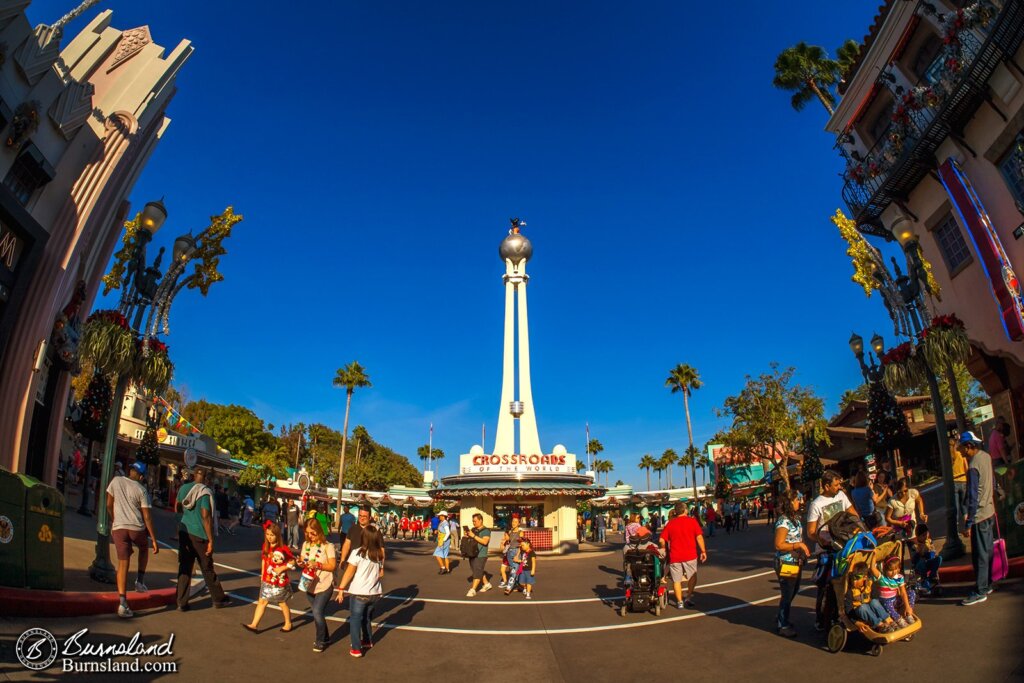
{"left": 885, "top": 477, "right": 927, "bottom": 537}
{"left": 337, "top": 525, "right": 385, "bottom": 658}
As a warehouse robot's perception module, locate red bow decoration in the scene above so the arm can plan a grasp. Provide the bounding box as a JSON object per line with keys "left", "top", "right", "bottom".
{"left": 262, "top": 520, "right": 275, "bottom": 530}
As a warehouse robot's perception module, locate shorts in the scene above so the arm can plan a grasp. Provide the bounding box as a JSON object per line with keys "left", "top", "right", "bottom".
{"left": 469, "top": 555, "right": 489, "bottom": 580}
{"left": 433, "top": 542, "right": 450, "bottom": 559}
{"left": 519, "top": 570, "right": 535, "bottom": 586}
{"left": 669, "top": 560, "right": 698, "bottom": 583}
{"left": 112, "top": 528, "right": 149, "bottom": 560}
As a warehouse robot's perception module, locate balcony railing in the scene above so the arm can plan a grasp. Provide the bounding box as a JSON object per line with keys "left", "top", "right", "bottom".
{"left": 837, "top": 0, "right": 1024, "bottom": 236}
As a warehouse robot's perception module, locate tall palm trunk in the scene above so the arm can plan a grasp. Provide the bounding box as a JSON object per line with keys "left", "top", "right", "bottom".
{"left": 683, "top": 390, "right": 698, "bottom": 499}
{"left": 808, "top": 79, "right": 835, "bottom": 115}
{"left": 645, "top": 468, "right": 651, "bottom": 491}
{"left": 334, "top": 390, "right": 353, "bottom": 529}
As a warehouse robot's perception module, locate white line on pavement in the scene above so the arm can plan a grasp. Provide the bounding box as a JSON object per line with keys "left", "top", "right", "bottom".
{"left": 159, "top": 539, "right": 777, "bottom": 607}
{"left": 223, "top": 585, "right": 813, "bottom": 636}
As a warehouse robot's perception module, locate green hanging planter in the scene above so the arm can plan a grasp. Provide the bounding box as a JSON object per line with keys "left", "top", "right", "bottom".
{"left": 131, "top": 338, "right": 173, "bottom": 395}
{"left": 79, "top": 310, "right": 134, "bottom": 376}
{"left": 880, "top": 341, "right": 928, "bottom": 394}
{"left": 920, "top": 313, "right": 971, "bottom": 370}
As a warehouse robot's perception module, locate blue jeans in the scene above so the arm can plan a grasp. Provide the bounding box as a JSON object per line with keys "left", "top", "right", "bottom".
{"left": 774, "top": 559, "right": 802, "bottom": 630}
{"left": 307, "top": 589, "right": 333, "bottom": 647}
{"left": 706, "top": 522, "right": 715, "bottom": 537}
{"left": 851, "top": 599, "right": 888, "bottom": 627}
{"left": 914, "top": 553, "right": 942, "bottom": 584}
{"left": 598, "top": 527, "right": 606, "bottom": 542}
{"left": 349, "top": 595, "right": 378, "bottom": 649}
{"left": 970, "top": 516, "right": 995, "bottom": 595}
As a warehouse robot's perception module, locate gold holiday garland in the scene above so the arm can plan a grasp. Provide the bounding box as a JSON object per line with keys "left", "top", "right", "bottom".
{"left": 831, "top": 209, "right": 879, "bottom": 296}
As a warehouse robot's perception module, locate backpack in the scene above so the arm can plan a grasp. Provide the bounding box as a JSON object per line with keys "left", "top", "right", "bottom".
{"left": 460, "top": 534, "right": 479, "bottom": 559}
{"left": 826, "top": 510, "right": 868, "bottom": 547}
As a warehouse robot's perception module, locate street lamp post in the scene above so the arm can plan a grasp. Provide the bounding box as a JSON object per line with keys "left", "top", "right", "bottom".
{"left": 848, "top": 218, "right": 965, "bottom": 560}
{"left": 87, "top": 200, "right": 220, "bottom": 582}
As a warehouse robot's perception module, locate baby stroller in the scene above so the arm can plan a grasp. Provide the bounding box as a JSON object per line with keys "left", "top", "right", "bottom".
{"left": 619, "top": 540, "right": 668, "bottom": 616}
{"left": 826, "top": 536, "right": 923, "bottom": 656}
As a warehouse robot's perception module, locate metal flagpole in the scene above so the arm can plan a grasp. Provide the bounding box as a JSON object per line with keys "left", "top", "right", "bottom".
{"left": 482, "top": 423, "right": 486, "bottom": 453}
{"left": 428, "top": 423, "right": 433, "bottom": 479}
{"left": 586, "top": 422, "right": 591, "bottom": 472}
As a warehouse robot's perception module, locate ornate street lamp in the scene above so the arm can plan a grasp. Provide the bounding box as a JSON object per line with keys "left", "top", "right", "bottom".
{"left": 88, "top": 203, "right": 241, "bottom": 582}
{"left": 844, "top": 214, "right": 965, "bottom": 559}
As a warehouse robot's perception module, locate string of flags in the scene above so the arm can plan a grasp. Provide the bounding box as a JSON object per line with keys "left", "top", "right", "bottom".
{"left": 154, "top": 395, "right": 201, "bottom": 435}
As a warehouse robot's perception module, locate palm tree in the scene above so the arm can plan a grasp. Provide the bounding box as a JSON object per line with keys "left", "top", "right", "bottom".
{"left": 604, "top": 459, "right": 614, "bottom": 486}
{"left": 836, "top": 38, "right": 861, "bottom": 84}
{"left": 666, "top": 363, "right": 703, "bottom": 496}
{"left": 772, "top": 42, "right": 840, "bottom": 115}
{"left": 576, "top": 459, "right": 586, "bottom": 473}
{"left": 660, "top": 448, "right": 678, "bottom": 489}
{"left": 654, "top": 459, "right": 664, "bottom": 489}
{"left": 638, "top": 454, "right": 656, "bottom": 491}
{"left": 332, "top": 361, "right": 371, "bottom": 528}
{"left": 587, "top": 438, "right": 604, "bottom": 471}
{"left": 416, "top": 444, "right": 444, "bottom": 474}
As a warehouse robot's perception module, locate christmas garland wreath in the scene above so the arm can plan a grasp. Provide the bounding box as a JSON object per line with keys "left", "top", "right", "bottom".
{"left": 131, "top": 338, "right": 173, "bottom": 394}
{"left": 919, "top": 313, "right": 970, "bottom": 371}
{"left": 880, "top": 341, "right": 928, "bottom": 393}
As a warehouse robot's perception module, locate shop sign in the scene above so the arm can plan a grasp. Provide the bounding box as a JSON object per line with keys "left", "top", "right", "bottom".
{"left": 0, "top": 221, "right": 24, "bottom": 273}
{"left": 459, "top": 452, "right": 576, "bottom": 475}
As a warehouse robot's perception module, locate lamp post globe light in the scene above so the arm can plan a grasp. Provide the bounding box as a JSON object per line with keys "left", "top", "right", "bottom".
{"left": 87, "top": 201, "right": 241, "bottom": 583}
{"left": 846, "top": 217, "right": 965, "bottom": 560}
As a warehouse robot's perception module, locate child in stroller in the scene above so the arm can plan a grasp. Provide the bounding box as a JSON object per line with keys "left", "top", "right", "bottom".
{"left": 910, "top": 524, "right": 942, "bottom": 595}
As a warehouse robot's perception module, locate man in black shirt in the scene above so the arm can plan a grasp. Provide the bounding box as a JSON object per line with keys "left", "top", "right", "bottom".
{"left": 341, "top": 506, "right": 372, "bottom": 564}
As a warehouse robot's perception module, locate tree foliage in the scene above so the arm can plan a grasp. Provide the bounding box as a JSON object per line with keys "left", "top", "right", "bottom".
{"left": 715, "top": 364, "right": 830, "bottom": 490}
{"left": 772, "top": 41, "right": 840, "bottom": 115}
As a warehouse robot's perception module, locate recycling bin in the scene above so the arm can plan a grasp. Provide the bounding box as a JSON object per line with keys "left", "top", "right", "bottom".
{"left": 24, "top": 478, "right": 63, "bottom": 590}
{"left": 0, "top": 469, "right": 27, "bottom": 588}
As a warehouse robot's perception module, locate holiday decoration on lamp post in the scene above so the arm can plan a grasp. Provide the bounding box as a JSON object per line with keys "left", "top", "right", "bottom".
{"left": 80, "top": 200, "right": 242, "bottom": 583}
{"left": 835, "top": 209, "right": 965, "bottom": 560}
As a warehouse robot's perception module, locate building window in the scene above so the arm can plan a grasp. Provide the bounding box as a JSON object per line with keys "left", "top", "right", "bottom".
{"left": 2, "top": 144, "right": 53, "bottom": 205}
{"left": 932, "top": 213, "right": 973, "bottom": 275}
{"left": 999, "top": 133, "right": 1024, "bottom": 207}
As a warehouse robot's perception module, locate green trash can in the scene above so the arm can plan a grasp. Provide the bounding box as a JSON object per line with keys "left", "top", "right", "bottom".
{"left": 0, "top": 469, "right": 27, "bottom": 588}
{"left": 24, "top": 477, "right": 63, "bottom": 591}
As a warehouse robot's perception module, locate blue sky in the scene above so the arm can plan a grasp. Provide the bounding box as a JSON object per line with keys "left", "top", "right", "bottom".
{"left": 31, "top": 0, "right": 897, "bottom": 488}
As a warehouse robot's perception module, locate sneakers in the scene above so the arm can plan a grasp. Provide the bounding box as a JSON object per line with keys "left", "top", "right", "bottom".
{"left": 312, "top": 643, "right": 325, "bottom": 653}
{"left": 905, "top": 614, "right": 917, "bottom": 624}
{"left": 677, "top": 602, "right": 686, "bottom": 610}
{"left": 361, "top": 640, "right": 373, "bottom": 650}
{"left": 524, "top": 592, "right": 532, "bottom": 599}
{"left": 349, "top": 649, "right": 363, "bottom": 658}
{"left": 117, "top": 604, "right": 133, "bottom": 618}
{"left": 466, "top": 589, "right": 477, "bottom": 597}
{"left": 684, "top": 598, "right": 695, "bottom": 609}
{"left": 498, "top": 581, "right": 508, "bottom": 589}
{"left": 961, "top": 593, "right": 988, "bottom": 606}
{"left": 134, "top": 580, "right": 149, "bottom": 593}
{"left": 480, "top": 582, "right": 493, "bottom": 593}
{"left": 213, "top": 598, "right": 232, "bottom": 609}
{"left": 778, "top": 625, "right": 797, "bottom": 638}
{"left": 814, "top": 622, "right": 825, "bottom": 633}
{"left": 895, "top": 618, "right": 909, "bottom": 629}
{"left": 982, "top": 586, "right": 995, "bottom": 596}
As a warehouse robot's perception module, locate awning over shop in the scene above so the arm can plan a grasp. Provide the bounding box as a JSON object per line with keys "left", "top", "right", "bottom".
{"left": 430, "top": 480, "right": 606, "bottom": 500}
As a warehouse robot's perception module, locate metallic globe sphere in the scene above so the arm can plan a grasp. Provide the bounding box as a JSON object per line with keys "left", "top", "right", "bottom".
{"left": 499, "top": 232, "right": 533, "bottom": 266}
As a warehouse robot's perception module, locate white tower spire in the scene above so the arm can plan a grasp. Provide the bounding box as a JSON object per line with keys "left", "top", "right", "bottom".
{"left": 493, "top": 218, "right": 542, "bottom": 456}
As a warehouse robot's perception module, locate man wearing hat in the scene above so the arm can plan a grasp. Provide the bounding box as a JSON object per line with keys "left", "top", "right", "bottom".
{"left": 106, "top": 461, "right": 159, "bottom": 618}
{"left": 958, "top": 431, "right": 996, "bottom": 605}
{"left": 433, "top": 509, "right": 453, "bottom": 574}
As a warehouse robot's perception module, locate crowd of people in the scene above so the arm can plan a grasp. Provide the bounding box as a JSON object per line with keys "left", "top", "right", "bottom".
{"left": 771, "top": 430, "right": 999, "bottom": 641}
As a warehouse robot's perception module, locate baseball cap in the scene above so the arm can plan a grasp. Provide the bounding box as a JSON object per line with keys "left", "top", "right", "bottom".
{"left": 130, "top": 461, "right": 147, "bottom": 475}
{"left": 438, "top": 510, "right": 448, "bottom": 517}
{"left": 958, "top": 431, "right": 983, "bottom": 445}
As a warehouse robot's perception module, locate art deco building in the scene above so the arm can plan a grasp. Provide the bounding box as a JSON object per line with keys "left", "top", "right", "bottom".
{"left": 0, "top": 2, "right": 191, "bottom": 482}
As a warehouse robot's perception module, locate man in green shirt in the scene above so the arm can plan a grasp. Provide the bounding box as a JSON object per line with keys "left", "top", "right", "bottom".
{"left": 175, "top": 468, "right": 230, "bottom": 611}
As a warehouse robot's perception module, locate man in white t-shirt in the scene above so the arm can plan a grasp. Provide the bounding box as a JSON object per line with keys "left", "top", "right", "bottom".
{"left": 106, "top": 461, "right": 159, "bottom": 618}
{"left": 805, "top": 470, "right": 855, "bottom": 631}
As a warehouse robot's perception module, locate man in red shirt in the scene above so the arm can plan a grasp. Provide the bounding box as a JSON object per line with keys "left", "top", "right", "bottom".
{"left": 659, "top": 501, "right": 707, "bottom": 609}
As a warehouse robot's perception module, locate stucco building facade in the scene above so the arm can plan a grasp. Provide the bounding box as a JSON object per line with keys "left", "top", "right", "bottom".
{"left": 0, "top": 3, "right": 191, "bottom": 483}
{"left": 829, "top": 0, "right": 1024, "bottom": 442}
